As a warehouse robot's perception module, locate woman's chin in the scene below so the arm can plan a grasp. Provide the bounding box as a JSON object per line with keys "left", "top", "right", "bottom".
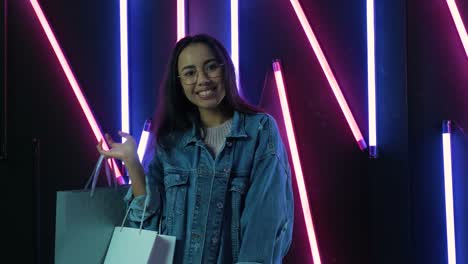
{"left": 196, "top": 101, "right": 222, "bottom": 111}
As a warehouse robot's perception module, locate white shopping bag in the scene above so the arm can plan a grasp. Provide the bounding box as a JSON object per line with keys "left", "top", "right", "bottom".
{"left": 104, "top": 227, "right": 176, "bottom": 264}
{"left": 104, "top": 166, "right": 176, "bottom": 264}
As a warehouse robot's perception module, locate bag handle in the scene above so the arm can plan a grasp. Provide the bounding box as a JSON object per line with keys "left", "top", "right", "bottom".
{"left": 119, "top": 192, "right": 163, "bottom": 235}
{"left": 84, "top": 154, "right": 116, "bottom": 197}
{"left": 120, "top": 193, "right": 150, "bottom": 234}
{"left": 106, "top": 156, "right": 119, "bottom": 191}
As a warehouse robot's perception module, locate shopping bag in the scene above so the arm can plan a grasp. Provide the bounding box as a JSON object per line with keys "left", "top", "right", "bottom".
{"left": 104, "top": 188, "right": 176, "bottom": 264}
{"left": 104, "top": 227, "right": 176, "bottom": 264}
{"left": 55, "top": 185, "right": 130, "bottom": 264}
{"left": 55, "top": 155, "right": 129, "bottom": 264}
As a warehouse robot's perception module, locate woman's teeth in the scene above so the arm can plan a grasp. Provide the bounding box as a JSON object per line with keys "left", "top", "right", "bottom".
{"left": 199, "top": 89, "right": 214, "bottom": 97}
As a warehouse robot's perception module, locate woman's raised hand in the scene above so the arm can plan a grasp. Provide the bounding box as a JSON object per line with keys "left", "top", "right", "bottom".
{"left": 96, "top": 131, "right": 139, "bottom": 163}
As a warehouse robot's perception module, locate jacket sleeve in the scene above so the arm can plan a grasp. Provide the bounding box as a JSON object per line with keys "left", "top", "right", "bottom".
{"left": 123, "top": 148, "right": 164, "bottom": 231}
{"left": 236, "top": 115, "right": 294, "bottom": 264}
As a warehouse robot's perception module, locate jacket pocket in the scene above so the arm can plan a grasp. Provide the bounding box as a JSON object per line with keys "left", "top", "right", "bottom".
{"left": 229, "top": 172, "right": 250, "bottom": 262}
{"left": 163, "top": 168, "right": 190, "bottom": 216}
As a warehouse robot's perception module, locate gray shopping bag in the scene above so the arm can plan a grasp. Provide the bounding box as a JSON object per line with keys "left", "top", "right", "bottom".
{"left": 55, "top": 154, "right": 130, "bottom": 264}
{"left": 55, "top": 185, "right": 130, "bottom": 264}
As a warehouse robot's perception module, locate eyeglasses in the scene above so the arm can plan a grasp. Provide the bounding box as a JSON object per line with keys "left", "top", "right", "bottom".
{"left": 178, "top": 62, "right": 224, "bottom": 85}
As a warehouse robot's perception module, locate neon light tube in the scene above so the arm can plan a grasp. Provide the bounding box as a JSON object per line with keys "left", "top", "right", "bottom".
{"left": 367, "top": 0, "right": 377, "bottom": 157}
{"left": 137, "top": 119, "right": 151, "bottom": 163}
{"left": 177, "top": 0, "right": 185, "bottom": 41}
{"left": 289, "top": 0, "right": 367, "bottom": 150}
{"left": 446, "top": 0, "right": 468, "bottom": 57}
{"left": 120, "top": 0, "right": 129, "bottom": 142}
{"left": 273, "top": 60, "right": 322, "bottom": 264}
{"left": 442, "top": 120, "right": 456, "bottom": 264}
{"left": 231, "top": 0, "right": 240, "bottom": 91}
{"left": 30, "top": 0, "right": 124, "bottom": 182}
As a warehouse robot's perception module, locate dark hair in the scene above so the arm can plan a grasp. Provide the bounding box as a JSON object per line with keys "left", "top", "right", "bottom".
{"left": 152, "top": 34, "right": 261, "bottom": 147}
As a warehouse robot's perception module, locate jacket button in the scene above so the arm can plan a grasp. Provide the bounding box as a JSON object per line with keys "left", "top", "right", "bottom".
{"left": 223, "top": 168, "right": 229, "bottom": 173}
{"left": 226, "top": 141, "right": 232, "bottom": 147}
{"left": 217, "top": 202, "right": 224, "bottom": 209}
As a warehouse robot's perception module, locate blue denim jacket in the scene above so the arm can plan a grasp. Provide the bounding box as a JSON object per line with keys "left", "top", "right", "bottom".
{"left": 124, "top": 111, "right": 294, "bottom": 264}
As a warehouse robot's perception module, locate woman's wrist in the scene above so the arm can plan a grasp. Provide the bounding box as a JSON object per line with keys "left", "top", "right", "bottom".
{"left": 122, "top": 156, "right": 146, "bottom": 192}
{"left": 123, "top": 155, "right": 140, "bottom": 169}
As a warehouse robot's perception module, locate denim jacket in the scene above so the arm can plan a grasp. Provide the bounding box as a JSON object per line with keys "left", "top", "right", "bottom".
{"left": 124, "top": 111, "right": 294, "bottom": 264}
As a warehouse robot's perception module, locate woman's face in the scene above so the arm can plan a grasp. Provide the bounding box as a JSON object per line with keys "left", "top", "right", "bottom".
{"left": 177, "top": 43, "right": 226, "bottom": 111}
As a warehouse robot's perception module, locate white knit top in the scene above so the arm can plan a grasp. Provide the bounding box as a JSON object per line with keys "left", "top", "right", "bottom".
{"left": 203, "top": 118, "right": 233, "bottom": 157}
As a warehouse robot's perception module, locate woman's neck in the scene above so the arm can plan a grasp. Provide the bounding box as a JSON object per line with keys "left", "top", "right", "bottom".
{"left": 199, "top": 108, "right": 232, "bottom": 128}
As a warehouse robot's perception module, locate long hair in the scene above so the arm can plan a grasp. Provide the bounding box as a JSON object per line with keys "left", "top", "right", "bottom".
{"left": 152, "top": 34, "right": 261, "bottom": 148}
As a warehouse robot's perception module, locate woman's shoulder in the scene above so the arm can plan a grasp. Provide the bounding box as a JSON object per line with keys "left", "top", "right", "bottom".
{"left": 243, "top": 112, "right": 280, "bottom": 132}
{"left": 241, "top": 111, "right": 287, "bottom": 158}
{"left": 243, "top": 111, "right": 278, "bottom": 124}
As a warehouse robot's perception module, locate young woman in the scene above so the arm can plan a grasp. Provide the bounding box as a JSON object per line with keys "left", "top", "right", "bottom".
{"left": 97, "top": 34, "right": 293, "bottom": 264}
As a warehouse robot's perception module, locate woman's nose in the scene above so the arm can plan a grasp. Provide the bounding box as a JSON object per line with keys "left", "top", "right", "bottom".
{"left": 197, "top": 70, "right": 210, "bottom": 85}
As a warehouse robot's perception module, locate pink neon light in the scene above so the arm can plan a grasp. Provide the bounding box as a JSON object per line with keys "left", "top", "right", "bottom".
{"left": 30, "top": 0, "right": 124, "bottom": 182}
{"left": 289, "top": 0, "right": 367, "bottom": 150}
{"left": 273, "top": 61, "right": 321, "bottom": 264}
{"left": 177, "top": 0, "right": 185, "bottom": 41}
{"left": 447, "top": 0, "right": 468, "bottom": 57}
{"left": 443, "top": 132, "right": 456, "bottom": 264}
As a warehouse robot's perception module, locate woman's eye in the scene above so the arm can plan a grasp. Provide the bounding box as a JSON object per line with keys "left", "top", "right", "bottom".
{"left": 207, "top": 64, "right": 218, "bottom": 71}
{"left": 183, "top": 71, "right": 195, "bottom": 77}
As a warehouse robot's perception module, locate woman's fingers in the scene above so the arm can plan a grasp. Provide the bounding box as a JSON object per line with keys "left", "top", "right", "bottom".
{"left": 118, "top": 131, "right": 132, "bottom": 139}
{"left": 118, "top": 131, "right": 137, "bottom": 146}
{"left": 96, "top": 139, "right": 116, "bottom": 158}
{"left": 96, "top": 139, "right": 108, "bottom": 156}
{"left": 96, "top": 132, "right": 135, "bottom": 161}
{"left": 105, "top": 133, "right": 115, "bottom": 145}
{"left": 118, "top": 130, "right": 128, "bottom": 136}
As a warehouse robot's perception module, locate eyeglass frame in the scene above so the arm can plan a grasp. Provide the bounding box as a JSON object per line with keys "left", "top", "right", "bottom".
{"left": 177, "top": 62, "right": 225, "bottom": 85}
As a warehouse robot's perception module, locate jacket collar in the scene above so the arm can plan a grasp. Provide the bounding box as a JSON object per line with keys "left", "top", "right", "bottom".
{"left": 181, "top": 111, "right": 248, "bottom": 147}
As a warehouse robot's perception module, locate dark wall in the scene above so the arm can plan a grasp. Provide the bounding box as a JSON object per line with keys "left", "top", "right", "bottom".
{"left": 0, "top": 0, "right": 5, "bottom": 159}
{"left": 408, "top": 0, "right": 468, "bottom": 263}
{"left": 370, "top": 0, "right": 410, "bottom": 263}
{"left": 4, "top": 1, "right": 36, "bottom": 262}
{"left": 4, "top": 0, "right": 467, "bottom": 263}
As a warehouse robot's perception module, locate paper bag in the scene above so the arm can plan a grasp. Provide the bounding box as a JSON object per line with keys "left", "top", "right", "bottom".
{"left": 55, "top": 185, "right": 130, "bottom": 264}
{"left": 104, "top": 227, "right": 176, "bottom": 264}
